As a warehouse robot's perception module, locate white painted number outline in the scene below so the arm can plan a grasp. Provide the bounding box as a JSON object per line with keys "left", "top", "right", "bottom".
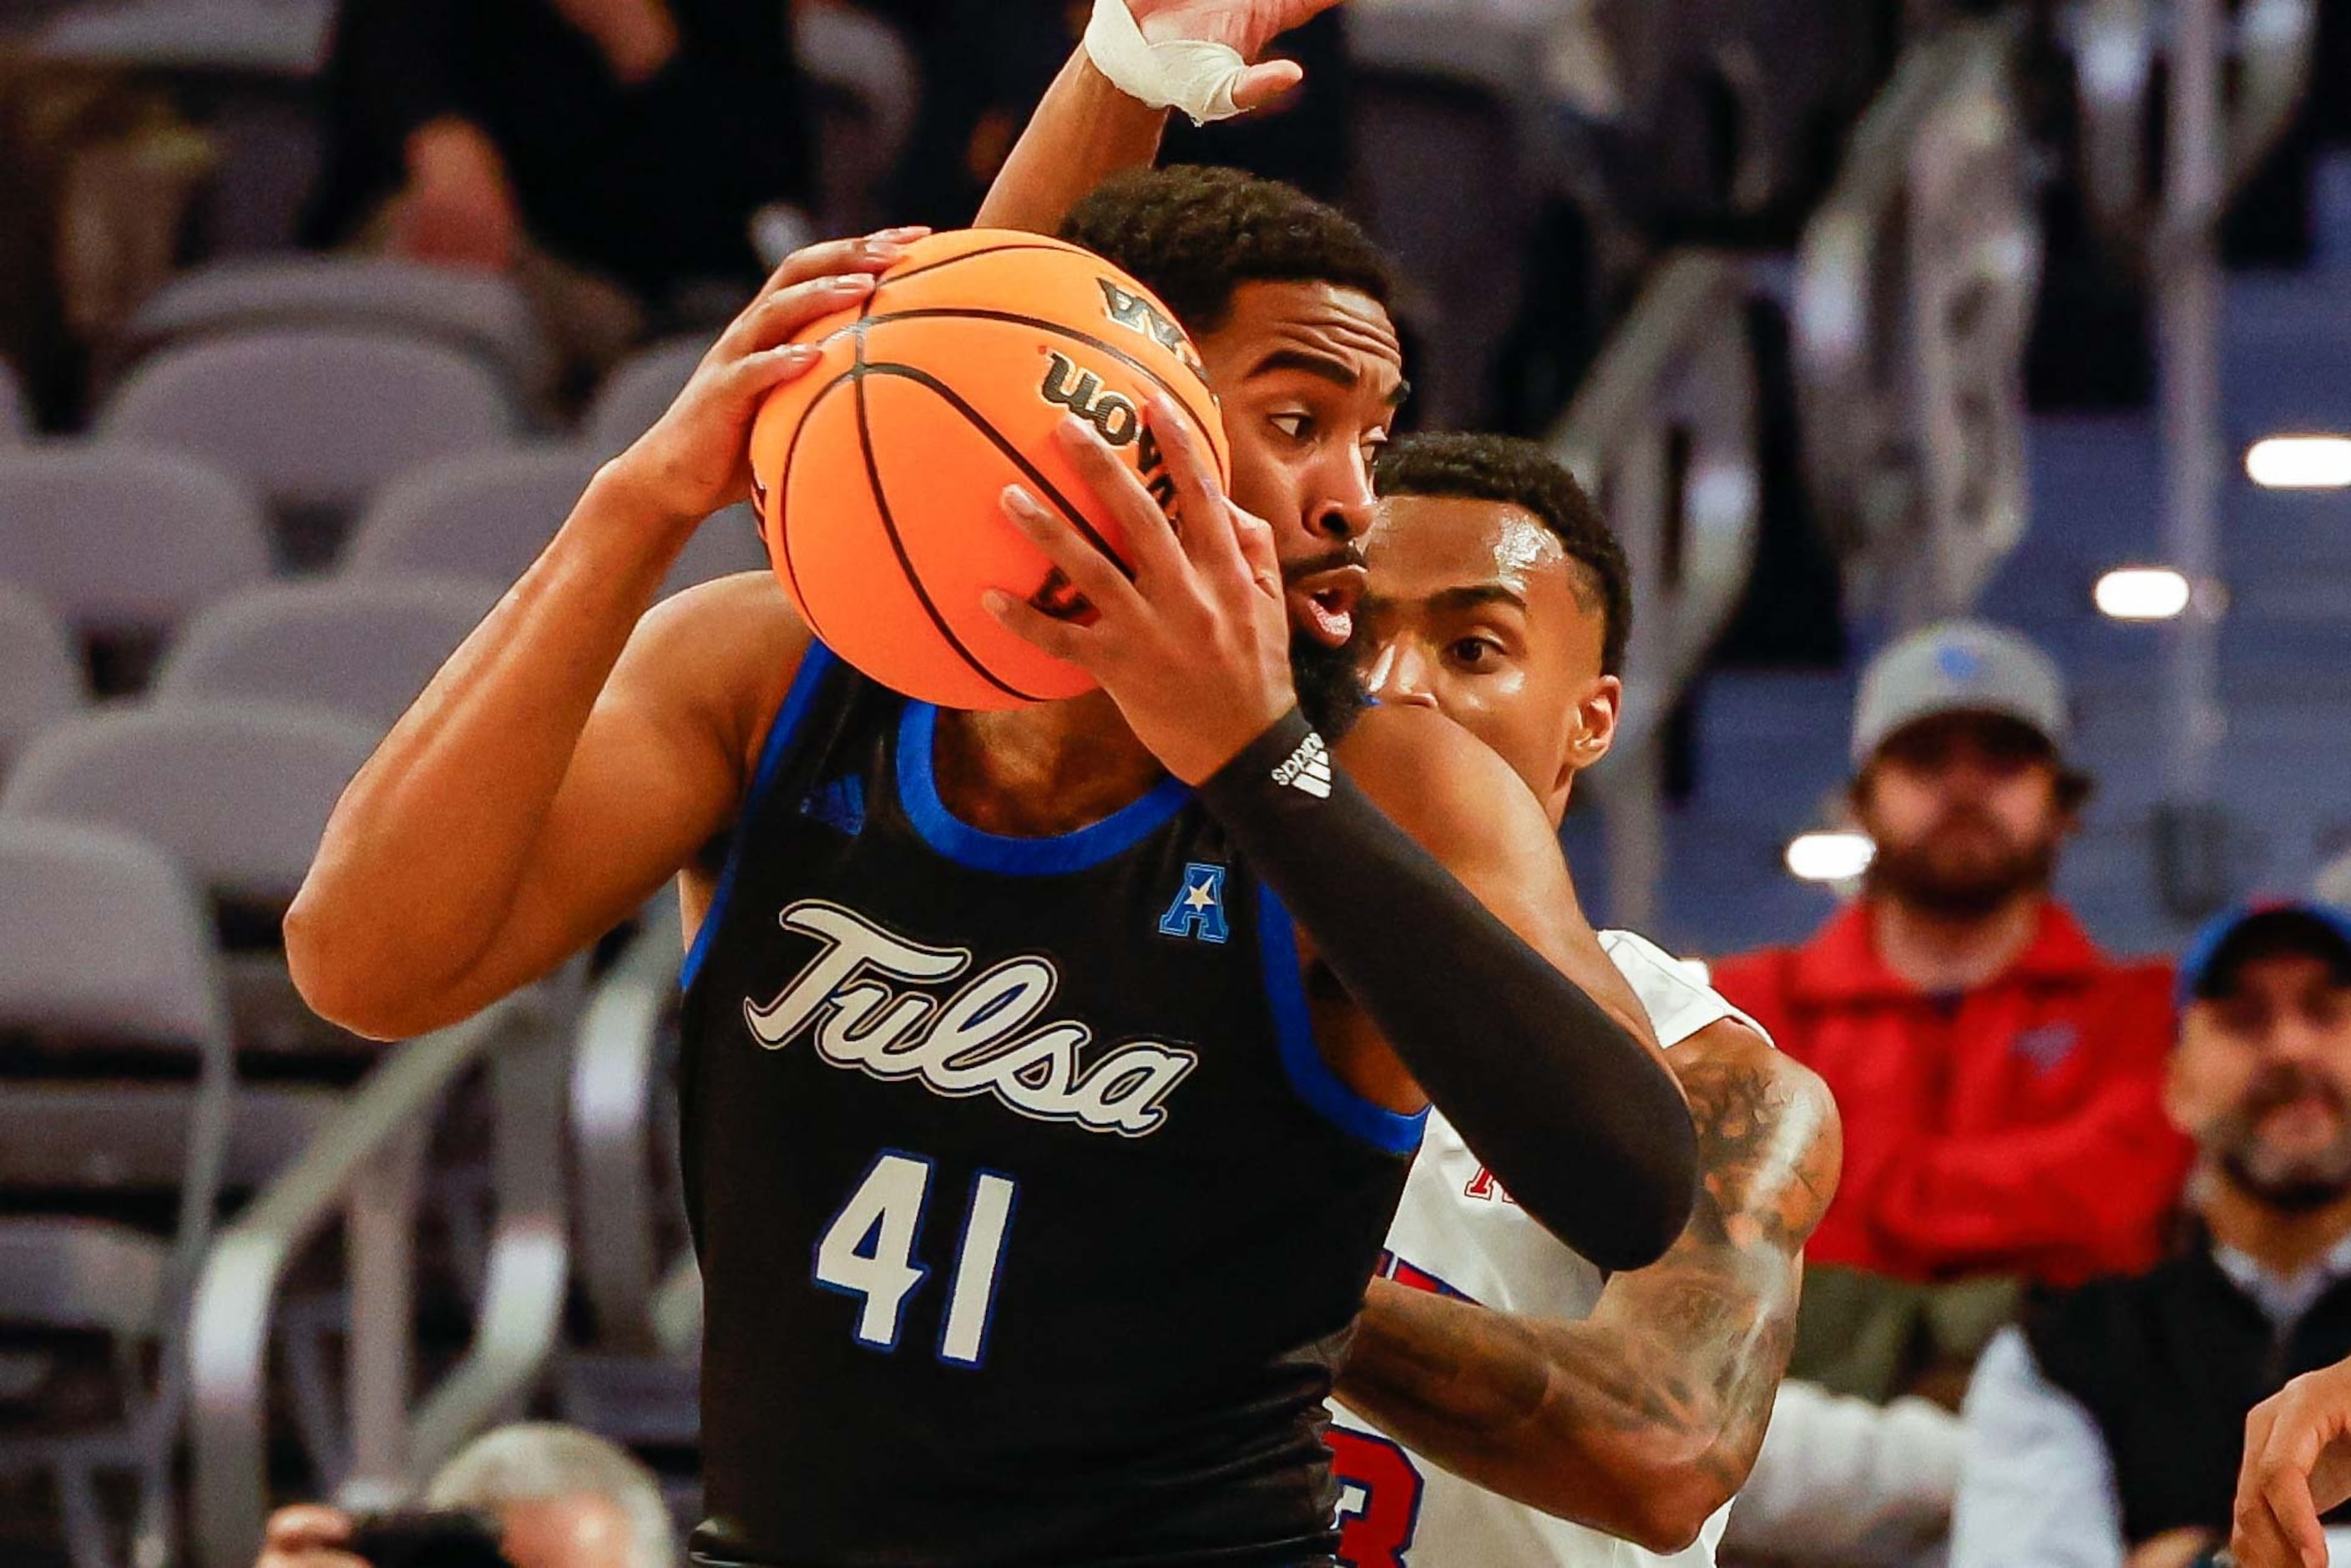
{"left": 812, "top": 1151, "right": 1019, "bottom": 1367}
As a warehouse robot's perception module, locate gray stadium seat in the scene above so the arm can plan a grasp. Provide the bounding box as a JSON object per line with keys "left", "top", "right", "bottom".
{"left": 97, "top": 327, "right": 520, "bottom": 520}
{"left": 2, "top": 701, "right": 378, "bottom": 902}
{"left": 0, "top": 444, "right": 272, "bottom": 667}
{"left": 34, "top": 0, "right": 333, "bottom": 75}
{"left": 0, "top": 817, "right": 235, "bottom": 1568}
{"left": 344, "top": 447, "right": 602, "bottom": 585}
{"left": 347, "top": 447, "right": 766, "bottom": 599}
{"left": 584, "top": 335, "right": 710, "bottom": 458}
{"left": 122, "top": 256, "right": 554, "bottom": 404}
{"left": 0, "top": 357, "right": 26, "bottom": 442}
{"left": 3, "top": 701, "right": 383, "bottom": 1063}
{"left": 154, "top": 576, "right": 496, "bottom": 732}
{"left": 0, "top": 581, "right": 84, "bottom": 786}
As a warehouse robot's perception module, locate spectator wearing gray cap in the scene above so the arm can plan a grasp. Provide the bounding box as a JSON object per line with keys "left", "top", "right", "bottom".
{"left": 1714, "top": 620, "right": 2188, "bottom": 1328}
{"left": 1954, "top": 900, "right": 2351, "bottom": 1568}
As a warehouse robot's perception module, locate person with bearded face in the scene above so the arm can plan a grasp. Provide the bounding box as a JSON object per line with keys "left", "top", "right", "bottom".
{"left": 1712, "top": 622, "right": 2190, "bottom": 1305}
{"left": 1949, "top": 901, "right": 2351, "bottom": 1568}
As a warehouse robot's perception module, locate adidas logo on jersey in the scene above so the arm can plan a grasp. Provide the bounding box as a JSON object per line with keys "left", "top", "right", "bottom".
{"left": 1270, "top": 731, "right": 1332, "bottom": 799}
{"left": 742, "top": 900, "right": 1199, "bottom": 1137}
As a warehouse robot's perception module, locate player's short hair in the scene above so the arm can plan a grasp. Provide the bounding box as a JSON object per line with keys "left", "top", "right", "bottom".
{"left": 1374, "top": 432, "right": 1633, "bottom": 677}
{"left": 1059, "top": 166, "right": 1397, "bottom": 337}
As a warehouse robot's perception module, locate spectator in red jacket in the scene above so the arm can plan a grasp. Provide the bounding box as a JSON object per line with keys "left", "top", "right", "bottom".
{"left": 1714, "top": 621, "right": 2191, "bottom": 1292}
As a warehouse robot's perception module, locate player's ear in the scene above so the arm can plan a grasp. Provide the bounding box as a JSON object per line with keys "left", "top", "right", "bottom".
{"left": 1563, "top": 674, "right": 1622, "bottom": 782}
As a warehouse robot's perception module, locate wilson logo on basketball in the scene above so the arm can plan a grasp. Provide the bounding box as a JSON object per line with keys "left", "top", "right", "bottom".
{"left": 742, "top": 900, "right": 1200, "bottom": 1137}
{"left": 1096, "top": 278, "right": 1204, "bottom": 373}
{"left": 1040, "top": 352, "right": 1140, "bottom": 446}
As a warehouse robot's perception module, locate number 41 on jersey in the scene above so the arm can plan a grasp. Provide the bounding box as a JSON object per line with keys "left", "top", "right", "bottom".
{"left": 814, "top": 1151, "right": 1018, "bottom": 1368}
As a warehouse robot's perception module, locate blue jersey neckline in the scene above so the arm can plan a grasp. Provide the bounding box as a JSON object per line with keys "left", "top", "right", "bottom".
{"left": 893, "top": 701, "right": 1191, "bottom": 876}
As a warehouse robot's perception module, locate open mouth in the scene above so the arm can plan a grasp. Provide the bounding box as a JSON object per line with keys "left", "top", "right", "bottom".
{"left": 1288, "top": 564, "right": 1367, "bottom": 650}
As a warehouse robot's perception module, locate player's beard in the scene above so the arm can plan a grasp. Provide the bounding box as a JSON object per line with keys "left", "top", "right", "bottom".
{"left": 2210, "top": 1062, "right": 2351, "bottom": 1211}
{"left": 1866, "top": 805, "right": 2060, "bottom": 919}
{"left": 1290, "top": 625, "right": 1369, "bottom": 742}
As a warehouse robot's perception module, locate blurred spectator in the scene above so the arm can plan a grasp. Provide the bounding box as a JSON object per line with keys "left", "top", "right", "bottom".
{"left": 1714, "top": 622, "right": 2189, "bottom": 1308}
{"left": 1952, "top": 902, "right": 2351, "bottom": 1568}
{"left": 304, "top": 0, "right": 816, "bottom": 368}
{"left": 256, "top": 1422, "right": 673, "bottom": 1568}
{"left": 890, "top": 1, "right": 1351, "bottom": 226}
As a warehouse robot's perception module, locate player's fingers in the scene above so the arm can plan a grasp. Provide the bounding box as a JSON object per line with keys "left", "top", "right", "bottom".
{"left": 982, "top": 586, "right": 1094, "bottom": 667}
{"left": 1148, "top": 397, "right": 1249, "bottom": 581}
{"left": 1231, "top": 60, "right": 1306, "bottom": 115}
{"left": 722, "top": 342, "right": 825, "bottom": 403}
{"left": 719, "top": 274, "right": 876, "bottom": 361}
{"left": 262, "top": 1506, "right": 352, "bottom": 1550}
{"left": 761, "top": 226, "right": 924, "bottom": 296}
{"left": 1050, "top": 417, "right": 1187, "bottom": 583}
{"left": 999, "top": 484, "right": 1145, "bottom": 620}
{"left": 257, "top": 1551, "right": 371, "bottom": 1568}
{"left": 2261, "top": 1457, "right": 2333, "bottom": 1568}
{"left": 2236, "top": 1487, "right": 2323, "bottom": 1568}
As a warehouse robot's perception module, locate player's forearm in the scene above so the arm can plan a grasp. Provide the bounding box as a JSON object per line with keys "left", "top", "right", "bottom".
{"left": 1338, "top": 1282, "right": 1735, "bottom": 1553}
{"left": 1199, "top": 715, "right": 1695, "bottom": 1268}
{"left": 975, "top": 50, "right": 1166, "bottom": 235}
{"left": 286, "top": 469, "right": 693, "bottom": 1033}
{"left": 1338, "top": 1034, "right": 1837, "bottom": 1548}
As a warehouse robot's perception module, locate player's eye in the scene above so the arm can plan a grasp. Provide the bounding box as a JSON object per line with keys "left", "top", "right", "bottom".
{"left": 1270, "top": 412, "right": 1314, "bottom": 442}
{"left": 1449, "top": 636, "right": 1503, "bottom": 669}
{"left": 1361, "top": 429, "right": 1391, "bottom": 462}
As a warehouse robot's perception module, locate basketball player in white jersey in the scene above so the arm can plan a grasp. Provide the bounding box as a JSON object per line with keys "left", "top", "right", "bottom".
{"left": 1325, "top": 433, "right": 1844, "bottom": 1568}
{"left": 970, "top": 14, "right": 1837, "bottom": 1562}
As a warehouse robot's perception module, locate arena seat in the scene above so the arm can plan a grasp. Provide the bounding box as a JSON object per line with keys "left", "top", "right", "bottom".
{"left": 0, "top": 582, "right": 85, "bottom": 787}
{"left": 154, "top": 576, "right": 498, "bottom": 733}
{"left": 1, "top": 701, "right": 382, "bottom": 1065}
{"left": 97, "top": 329, "right": 520, "bottom": 559}
{"left": 0, "top": 445, "right": 272, "bottom": 688}
{"left": 118, "top": 257, "right": 554, "bottom": 409}
{"left": 0, "top": 357, "right": 26, "bottom": 443}
{"left": 0, "top": 817, "right": 236, "bottom": 1568}
{"left": 343, "top": 447, "right": 601, "bottom": 585}
{"left": 347, "top": 446, "right": 766, "bottom": 599}
{"left": 584, "top": 335, "right": 710, "bottom": 458}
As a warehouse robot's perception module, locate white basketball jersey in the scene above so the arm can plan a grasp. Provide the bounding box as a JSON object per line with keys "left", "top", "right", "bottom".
{"left": 1327, "top": 929, "right": 1771, "bottom": 1568}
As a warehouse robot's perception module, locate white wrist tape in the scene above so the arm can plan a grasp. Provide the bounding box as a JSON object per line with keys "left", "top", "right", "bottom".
{"left": 1083, "top": 0, "right": 1248, "bottom": 125}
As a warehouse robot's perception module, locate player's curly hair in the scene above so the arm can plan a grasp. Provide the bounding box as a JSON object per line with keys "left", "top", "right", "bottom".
{"left": 1059, "top": 165, "right": 1397, "bottom": 337}
{"left": 1374, "top": 433, "right": 1633, "bottom": 677}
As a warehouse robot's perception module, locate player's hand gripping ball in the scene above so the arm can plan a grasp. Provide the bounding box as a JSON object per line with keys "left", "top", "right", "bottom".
{"left": 747, "top": 229, "right": 1231, "bottom": 711}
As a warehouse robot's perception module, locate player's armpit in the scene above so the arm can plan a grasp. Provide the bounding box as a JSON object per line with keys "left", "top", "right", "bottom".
{"left": 1206, "top": 705, "right": 1695, "bottom": 1270}
{"left": 1335, "top": 1023, "right": 1842, "bottom": 1551}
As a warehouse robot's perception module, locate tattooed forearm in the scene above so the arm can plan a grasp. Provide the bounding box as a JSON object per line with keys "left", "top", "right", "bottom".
{"left": 1336, "top": 1020, "right": 1843, "bottom": 1546}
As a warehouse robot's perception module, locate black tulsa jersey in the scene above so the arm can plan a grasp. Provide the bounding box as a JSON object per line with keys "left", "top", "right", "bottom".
{"left": 677, "top": 645, "right": 1425, "bottom": 1568}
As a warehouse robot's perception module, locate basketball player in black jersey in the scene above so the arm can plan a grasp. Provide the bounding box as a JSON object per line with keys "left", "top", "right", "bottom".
{"left": 289, "top": 10, "right": 1694, "bottom": 1565}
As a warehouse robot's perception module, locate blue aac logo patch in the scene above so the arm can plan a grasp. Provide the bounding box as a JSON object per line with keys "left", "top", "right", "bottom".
{"left": 1158, "top": 862, "right": 1230, "bottom": 944}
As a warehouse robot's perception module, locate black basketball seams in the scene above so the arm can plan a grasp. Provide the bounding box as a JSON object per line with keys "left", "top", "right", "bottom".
{"left": 869, "top": 240, "right": 1082, "bottom": 295}
{"left": 848, "top": 340, "right": 1046, "bottom": 705}
{"left": 771, "top": 368, "right": 863, "bottom": 650}
{"left": 852, "top": 359, "right": 1131, "bottom": 574}
{"left": 857, "top": 307, "right": 1222, "bottom": 464}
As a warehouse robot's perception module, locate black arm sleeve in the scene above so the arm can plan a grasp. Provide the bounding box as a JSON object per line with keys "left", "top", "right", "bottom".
{"left": 1200, "top": 711, "right": 1698, "bottom": 1271}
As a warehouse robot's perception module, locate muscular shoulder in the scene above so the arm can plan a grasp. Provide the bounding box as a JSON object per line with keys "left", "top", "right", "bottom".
{"left": 614, "top": 571, "right": 815, "bottom": 784}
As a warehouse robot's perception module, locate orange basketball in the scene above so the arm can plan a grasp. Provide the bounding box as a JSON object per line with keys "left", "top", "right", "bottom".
{"left": 747, "top": 229, "right": 1231, "bottom": 711}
